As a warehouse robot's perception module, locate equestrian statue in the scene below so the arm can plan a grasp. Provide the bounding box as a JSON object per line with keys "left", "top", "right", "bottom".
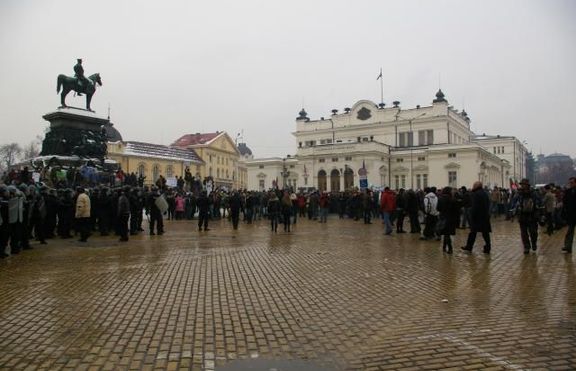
{"left": 57, "top": 59, "right": 102, "bottom": 112}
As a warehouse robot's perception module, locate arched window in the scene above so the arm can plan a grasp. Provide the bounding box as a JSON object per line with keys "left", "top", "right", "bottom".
{"left": 318, "top": 170, "right": 327, "bottom": 192}
{"left": 152, "top": 164, "right": 160, "bottom": 181}
{"left": 137, "top": 163, "right": 146, "bottom": 178}
{"left": 166, "top": 165, "right": 174, "bottom": 179}
{"left": 344, "top": 167, "right": 354, "bottom": 189}
{"left": 330, "top": 169, "right": 340, "bottom": 192}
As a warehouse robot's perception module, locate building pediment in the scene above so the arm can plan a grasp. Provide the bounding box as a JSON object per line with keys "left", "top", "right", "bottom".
{"left": 257, "top": 172, "right": 267, "bottom": 178}
{"left": 413, "top": 165, "right": 428, "bottom": 171}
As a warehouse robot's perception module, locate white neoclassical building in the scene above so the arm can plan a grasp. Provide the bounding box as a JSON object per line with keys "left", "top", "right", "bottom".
{"left": 246, "top": 90, "right": 528, "bottom": 191}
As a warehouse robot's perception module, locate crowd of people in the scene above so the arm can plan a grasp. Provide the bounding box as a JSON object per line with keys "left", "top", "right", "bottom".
{"left": 1, "top": 164, "right": 575, "bottom": 259}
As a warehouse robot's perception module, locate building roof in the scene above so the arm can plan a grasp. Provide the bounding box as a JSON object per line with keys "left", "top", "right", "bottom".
{"left": 124, "top": 141, "right": 203, "bottom": 163}
{"left": 172, "top": 132, "right": 222, "bottom": 147}
{"left": 105, "top": 123, "right": 123, "bottom": 142}
{"left": 237, "top": 142, "right": 253, "bottom": 156}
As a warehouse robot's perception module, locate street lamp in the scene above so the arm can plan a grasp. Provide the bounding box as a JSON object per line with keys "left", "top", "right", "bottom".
{"left": 281, "top": 157, "right": 290, "bottom": 190}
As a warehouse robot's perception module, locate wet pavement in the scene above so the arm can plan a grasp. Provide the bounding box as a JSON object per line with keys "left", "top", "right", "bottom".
{"left": 0, "top": 216, "right": 574, "bottom": 370}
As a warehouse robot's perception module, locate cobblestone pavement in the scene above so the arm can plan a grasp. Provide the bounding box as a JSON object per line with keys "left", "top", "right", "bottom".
{"left": 0, "top": 216, "right": 575, "bottom": 371}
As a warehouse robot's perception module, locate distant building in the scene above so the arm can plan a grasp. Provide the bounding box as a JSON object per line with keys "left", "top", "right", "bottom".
{"left": 172, "top": 131, "right": 246, "bottom": 189}
{"left": 247, "top": 90, "right": 528, "bottom": 191}
{"left": 107, "top": 141, "right": 203, "bottom": 185}
{"left": 536, "top": 153, "right": 576, "bottom": 185}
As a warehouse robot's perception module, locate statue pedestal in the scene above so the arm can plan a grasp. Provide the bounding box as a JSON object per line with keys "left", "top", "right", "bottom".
{"left": 40, "top": 107, "right": 112, "bottom": 159}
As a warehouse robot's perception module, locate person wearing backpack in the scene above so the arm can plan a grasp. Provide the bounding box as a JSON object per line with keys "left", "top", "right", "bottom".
{"left": 512, "top": 178, "right": 542, "bottom": 254}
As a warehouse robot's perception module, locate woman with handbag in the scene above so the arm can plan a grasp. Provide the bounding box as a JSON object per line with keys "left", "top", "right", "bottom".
{"left": 437, "top": 187, "right": 460, "bottom": 254}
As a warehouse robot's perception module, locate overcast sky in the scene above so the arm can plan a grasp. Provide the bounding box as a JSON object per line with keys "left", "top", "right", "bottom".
{"left": 1, "top": 0, "right": 575, "bottom": 158}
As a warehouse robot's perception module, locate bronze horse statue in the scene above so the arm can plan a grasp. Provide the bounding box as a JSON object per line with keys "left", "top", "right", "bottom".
{"left": 57, "top": 73, "right": 102, "bottom": 111}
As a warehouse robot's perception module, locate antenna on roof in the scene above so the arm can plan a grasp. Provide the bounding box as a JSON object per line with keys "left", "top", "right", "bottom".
{"left": 107, "top": 103, "right": 111, "bottom": 120}
{"left": 438, "top": 73, "right": 441, "bottom": 90}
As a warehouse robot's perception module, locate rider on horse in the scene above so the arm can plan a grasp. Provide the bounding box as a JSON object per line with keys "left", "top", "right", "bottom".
{"left": 74, "top": 58, "right": 89, "bottom": 96}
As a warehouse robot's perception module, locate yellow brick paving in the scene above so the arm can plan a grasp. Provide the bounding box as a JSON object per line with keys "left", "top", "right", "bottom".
{"left": 0, "top": 217, "right": 574, "bottom": 370}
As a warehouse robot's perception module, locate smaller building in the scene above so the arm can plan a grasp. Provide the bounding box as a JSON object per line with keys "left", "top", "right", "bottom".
{"left": 107, "top": 141, "right": 204, "bottom": 185}
{"left": 172, "top": 131, "right": 246, "bottom": 189}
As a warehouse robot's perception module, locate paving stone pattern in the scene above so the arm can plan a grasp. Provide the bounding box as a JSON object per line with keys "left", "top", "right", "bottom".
{"left": 0, "top": 217, "right": 575, "bottom": 370}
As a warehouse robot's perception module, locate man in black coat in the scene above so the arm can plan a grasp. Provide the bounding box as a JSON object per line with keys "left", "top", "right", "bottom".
{"left": 512, "top": 179, "right": 542, "bottom": 254}
{"left": 562, "top": 176, "right": 576, "bottom": 253}
{"left": 461, "top": 181, "right": 492, "bottom": 254}
{"left": 229, "top": 191, "right": 244, "bottom": 230}
{"left": 197, "top": 191, "right": 211, "bottom": 231}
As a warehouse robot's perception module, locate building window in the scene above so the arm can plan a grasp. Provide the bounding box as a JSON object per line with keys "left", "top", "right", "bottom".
{"left": 418, "top": 156, "right": 425, "bottom": 161}
{"left": 448, "top": 153, "right": 456, "bottom": 158}
{"left": 418, "top": 130, "right": 433, "bottom": 145}
{"left": 416, "top": 174, "right": 421, "bottom": 189}
{"left": 226, "top": 169, "right": 229, "bottom": 179}
{"left": 137, "top": 163, "right": 146, "bottom": 177}
{"left": 401, "top": 175, "right": 406, "bottom": 189}
{"left": 345, "top": 156, "right": 352, "bottom": 161}
{"left": 396, "top": 158, "right": 404, "bottom": 163}
{"left": 448, "top": 171, "right": 457, "bottom": 187}
{"left": 259, "top": 165, "right": 264, "bottom": 169}
{"left": 399, "top": 132, "right": 413, "bottom": 147}
{"left": 209, "top": 167, "right": 213, "bottom": 176}
{"left": 319, "top": 158, "right": 325, "bottom": 163}
{"left": 501, "top": 146, "right": 505, "bottom": 154}
{"left": 152, "top": 164, "right": 160, "bottom": 181}
{"left": 423, "top": 174, "right": 428, "bottom": 188}
{"left": 259, "top": 179, "right": 265, "bottom": 191}
{"left": 290, "top": 165, "right": 295, "bottom": 168}
{"left": 217, "top": 168, "right": 220, "bottom": 178}
{"left": 166, "top": 165, "right": 174, "bottom": 178}
{"left": 394, "top": 175, "right": 400, "bottom": 190}
{"left": 332, "top": 157, "right": 338, "bottom": 162}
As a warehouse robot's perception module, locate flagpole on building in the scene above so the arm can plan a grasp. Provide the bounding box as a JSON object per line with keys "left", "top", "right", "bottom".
{"left": 377, "top": 68, "right": 383, "bottom": 105}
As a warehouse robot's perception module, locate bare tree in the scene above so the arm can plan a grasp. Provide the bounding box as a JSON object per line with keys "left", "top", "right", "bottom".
{"left": 0, "top": 143, "right": 22, "bottom": 170}
{"left": 22, "top": 136, "right": 42, "bottom": 160}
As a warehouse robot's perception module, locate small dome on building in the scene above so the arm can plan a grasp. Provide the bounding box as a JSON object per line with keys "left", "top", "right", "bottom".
{"left": 296, "top": 108, "right": 309, "bottom": 121}
{"left": 433, "top": 89, "right": 447, "bottom": 103}
{"left": 105, "top": 123, "right": 123, "bottom": 142}
{"left": 237, "top": 142, "right": 253, "bottom": 156}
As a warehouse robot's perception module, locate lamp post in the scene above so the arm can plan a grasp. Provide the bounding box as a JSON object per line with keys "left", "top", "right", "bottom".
{"left": 281, "top": 157, "right": 290, "bottom": 190}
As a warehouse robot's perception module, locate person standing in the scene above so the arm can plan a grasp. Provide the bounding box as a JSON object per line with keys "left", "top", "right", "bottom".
{"left": 512, "top": 179, "right": 542, "bottom": 254}
{"left": 436, "top": 187, "right": 460, "bottom": 254}
{"left": 146, "top": 187, "right": 164, "bottom": 235}
{"left": 395, "top": 188, "right": 407, "bottom": 233}
{"left": 542, "top": 185, "right": 556, "bottom": 236}
{"left": 117, "top": 187, "right": 131, "bottom": 242}
{"left": 380, "top": 187, "right": 396, "bottom": 235}
{"left": 318, "top": 192, "right": 329, "bottom": 223}
{"left": 75, "top": 187, "right": 91, "bottom": 242}
{"left": 281, "top": 191, "right": 293, "bottom": 232}
{"left": 267, "top": 191, "right": 281, "bottom": 233}
{"left": 197, "top": 191, "right": 211, "bottom": 231}
{"left": 229, "top": 190, "right": 243, "bottom": 230}
{"left": 562, "top": 177, "right": 576, "bottom": 253}
{"left": 406, "top": 189, "right": 421, "bottom": 234}
{"left": 461, "top": 181, "right": 492, "bottom": 254}
{"left": 421, "top": 187, "right": 439, "bottom": 240}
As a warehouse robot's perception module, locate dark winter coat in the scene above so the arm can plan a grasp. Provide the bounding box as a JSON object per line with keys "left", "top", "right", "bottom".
{"left": 562, "top": 187, "right": 576, "bottom": 225}
{"left": 437, "top": 194, "right": 460, "bottom": 235}
{"left": 469, "top": 188, "right": 491, "bottom": 233}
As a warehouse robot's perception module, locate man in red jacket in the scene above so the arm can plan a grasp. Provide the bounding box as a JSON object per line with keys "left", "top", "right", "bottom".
{"left": 380, "top": 187, "right": 396, "bottom": 235}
